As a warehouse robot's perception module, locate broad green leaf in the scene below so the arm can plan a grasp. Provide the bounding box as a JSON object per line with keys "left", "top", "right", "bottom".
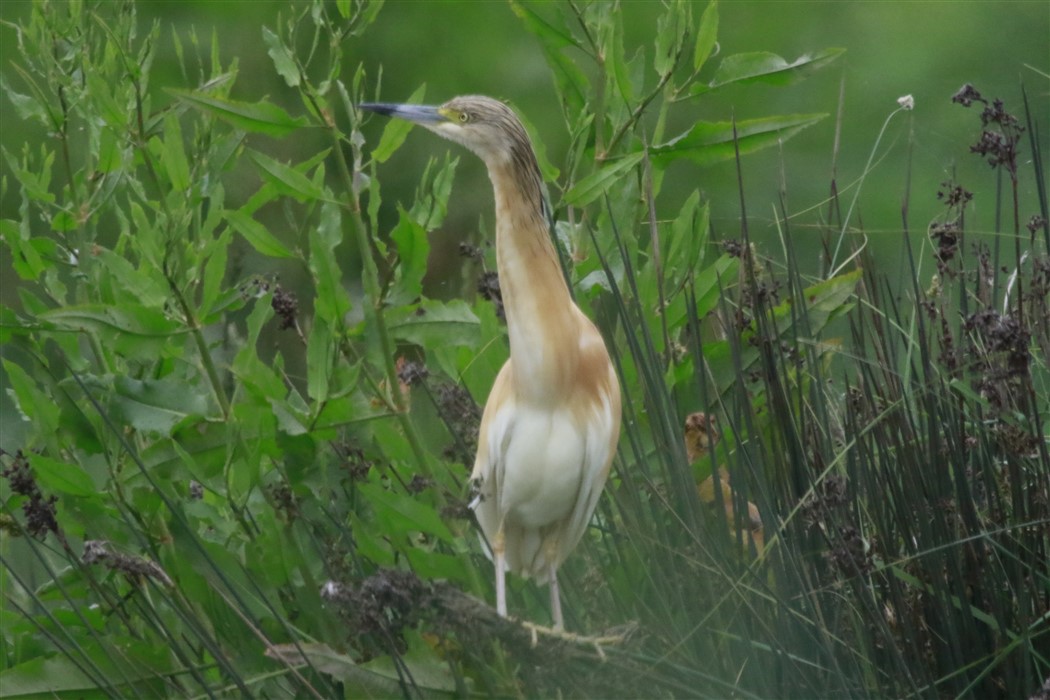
{"left": 306, "top": 317, "right": 333, "bottom": 403}
{"left": 654, "top": 1, "right": 688, "bottom": 77}
{"left": 313, "top": 393, "right": 375, "bottom": 433}
{"left": 265, "top": 642, "right": 461, "bottom": 697}
{"left": 0, "top": 657, "right": 111, "bottom": 700}
{"left": 692, "top": 47, "right": 846, "bottom": 96}
{"left": 39, "top": 305, "right": 179, "bottom": 337}
{"left": 3, "top": 360, "right": 60, "bottom": 436}
{"left": 360, "top": 644, "right": 462, "bottom": 695}
{"left": 309, "top": 202, "right": 350, "bottom": 324}
{"left": 651, "top": 113, "right": 826, "bottom": 167}
{"left": 111, "top": 375, "right": 211, "bottom": 435}
{"left": 788, "top": 266, "right": 861, "bottom": 329}
{"left": 665, "top": 191, "right": 710, "bottom": 292}
{"left": 389, "top": 207, "right": 428, "bottom": 305}
{"left": 510, "top": 2, "right": 588, "bottom": 117}
{"left": 272, "top": 397, "right": 309, "bottom": 436}
{"left": 404, "top": 548, "right": 472, "bottom": 584}
{"left": 692, "top": 254, "right": 738, "bottom": 320}
{"left": 368, "top": 84, "right": 426, "bottom": 163}
{"left": 387, "top": 299, "right": 479, "bottom": 349}
{"left": 168, "top": 89, "right": 308, "bottom": 137}
{"left": 199, "top": 229, "right": 232, "bottom": 320}
{"left": 227, "top": 209, "right": 296, "bottom": 258}
{"left": 140, "top": 420, "right": 230, "bottom": 479}
{"left": 693, "top": 1, "right": 719, "bottom": 71}
{"left": 359, "top": 481, "right": 455, "bottom": 543}
{"left": 161, "top": 113, "right": 191, "bottom": 191}
{"left": 51, "top": 210, "right": 77, "bottom": 232}
{"left": 0, "top": 640, "right": 172, "bottom": 699}
{"left": 85, "top": 69, "right": 129, "bottom": 131}
{"left": 25, "top": 454, "right": 96, "bottom": 497}
{"left": 95, "top": 250, "right": 169, "bottom": 308}
{"left": 247, "top": 149, "right": 329, "bottom": 202}
{"left": 1, "top": 219, "right": 50, "bottom": 280}
{"left": 509, "top": 1, "right": 579, "bottom": 50}
{"left": 0, "top": 79, "right": 50, "bottom": 127}
{"left": 0, "top": 304, "right": 20, "bottom": 343}
{"left": 408, "top": 154, "right": 458, "bottom": 230}
{"left": 96, "top": 127, "right": 122, "bottom": 173}
{"left": 564, "top": 152, "right": 644, "bottom": 206}
{"left": 262, "top": 26, "right": 300, "bottom": 87}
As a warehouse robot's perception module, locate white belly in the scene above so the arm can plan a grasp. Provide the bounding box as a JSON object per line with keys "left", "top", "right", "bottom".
{"left": 498, "top": 405, "right": 586, "bottom": 529}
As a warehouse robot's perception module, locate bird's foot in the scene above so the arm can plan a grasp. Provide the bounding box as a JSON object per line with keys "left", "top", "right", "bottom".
{"left": 518, "top": 621, "right": 635, "bottom": 657}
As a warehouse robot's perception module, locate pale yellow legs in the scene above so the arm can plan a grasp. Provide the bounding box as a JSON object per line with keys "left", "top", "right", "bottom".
{"left": 494, "top": 529, "right": 508, "bottom": 618}
{"left": 492, "top": 528, "right": 566, "bottom": 630}
{"left": 548, "top": 561, "right": 564, "bottom": 630}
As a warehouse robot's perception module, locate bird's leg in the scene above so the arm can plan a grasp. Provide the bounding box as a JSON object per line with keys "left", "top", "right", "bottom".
{"left": 548, "top": 561, "right": 564, "bottom": 631}
{"left": 494, "top": 528, "right": 507, "bottom": 617}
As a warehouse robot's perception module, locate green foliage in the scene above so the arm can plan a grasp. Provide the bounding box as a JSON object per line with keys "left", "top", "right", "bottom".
{"left": 2, "top": 1, "right": 1047, "bottom": 698}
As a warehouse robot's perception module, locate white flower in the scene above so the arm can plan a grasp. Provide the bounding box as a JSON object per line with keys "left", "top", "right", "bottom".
{"left": 897, "top": 94, "right": 915, "bottom": 111}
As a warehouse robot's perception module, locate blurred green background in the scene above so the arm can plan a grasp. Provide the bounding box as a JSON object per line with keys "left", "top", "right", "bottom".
{"left": 2, "top": 0, "right": 1047, "bottom": 302}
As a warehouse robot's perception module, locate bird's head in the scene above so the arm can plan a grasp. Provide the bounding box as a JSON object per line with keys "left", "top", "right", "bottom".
{"left": 359, "top": 95, "right": 532, "bottom": 168}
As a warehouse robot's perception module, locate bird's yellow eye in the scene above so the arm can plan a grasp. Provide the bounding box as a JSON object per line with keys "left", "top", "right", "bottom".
{"left": 458, "top": 112, "right": 470, "bottom": 123}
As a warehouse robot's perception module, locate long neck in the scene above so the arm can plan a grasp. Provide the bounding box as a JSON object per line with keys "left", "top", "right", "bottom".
{"left": 486, "top": 155, "right": 579, "bottom": 403}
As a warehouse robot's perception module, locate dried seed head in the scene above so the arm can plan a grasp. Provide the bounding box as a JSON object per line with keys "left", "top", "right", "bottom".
{"left": 477, "top": 271, "right": 504, "bottom": 319}
{"left": 271, "top": 286, "right": 299, "bottom": 330}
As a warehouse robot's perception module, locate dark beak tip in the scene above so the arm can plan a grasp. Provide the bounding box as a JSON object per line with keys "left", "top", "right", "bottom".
{"left": 358, "top": 102, "right": 397, "bottom": 116}
{"left": 357, "top": 102, "right": 445, "bottom": 124}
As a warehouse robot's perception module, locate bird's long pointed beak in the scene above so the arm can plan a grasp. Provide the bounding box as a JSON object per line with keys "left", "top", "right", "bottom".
{"left": 358, "top": 103, "right": 447, "bottom": 124}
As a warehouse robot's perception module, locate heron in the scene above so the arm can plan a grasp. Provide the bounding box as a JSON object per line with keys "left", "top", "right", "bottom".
{"left": 360, "top": 96, "right": 621, "bottom": 629}
{"left": 684, "top": 412, "right": 764, "bottom": 553}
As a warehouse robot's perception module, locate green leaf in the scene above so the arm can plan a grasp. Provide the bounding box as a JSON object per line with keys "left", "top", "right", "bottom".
{"left": 651, "top": 113, "right": 826, "bottom": 167}
{"left": 95, "top": 250, "right": 169, "bottom": 308}
{"left": 247, "top": 149, "right": 329, "bottom": 203}
{"left": 369, "top": 84, "right": 427, "bottom": 163}
{"left": 51, "top": 210, "right": 77, "bottom": 232}
{"left": 227, "top": 209, "right": 296, "bottom": 258}
{"left": 265, "top": 642, "right": 461, "bottom": 697}
{"left": 199, "top": 229, "right": 232, "bottom": 320}
{"left": 309, "top": 202, "right": 350, "bottom": 324}
{"left": 3, "top": 359, "right": 60, "bottom": 437}
{"left": 0, "top": 79, "right": 50, "bottom": 127}
{"left": 359, "top": 481, "right": 455, "bottom": 543}
{"left": 389, "top": 207, "right": 428, "bottom": 305}
{"left": 306, "top": 318, "right": 333, "bottom": 403}
{"left": 39, "top": 304, "right": 179, "bottom": 337}
{"left": 26, "top": 455, "right": 96, "bottom": 497}
{"left": 0, "top": 639, "right": 173, "bottom": 699}
{"left": 509, "top": 1, "right": 579, "bottom": 50}
{"left": 693, "top": 1, "right": 719, "bottom": 71}
{"left": 564, "top": 152, "right": 644, "bottom": 207}
{"left": 1, "top": 219, "right": 50, "bottom": 280}
{"left": 161, "top": 113, "right": 191, "bottom": 191}
{"left": 168, "top": 89, "right": 309, "bottom": 137}
{"left": 654, "top": 0, "right": 688, "bottom": 77}
{"left": 111, "top": 375, "right": 211, "bottom": 435}
{"left": 262, "top": 26, "right": 300, "bottom": 87}
{"left": 510, "top": 2, "right": 588, "bottom": 117}
{"left": 784, "top": 267, "right": 861, "bottom": 329}
{"left": 0, "top": 656, "right": 111, "bottom": 700}
{"left": 693, "top": 47, "right": 845, "bottom": 95}
{"left": 408, "top": 154, "right": 458, "bottom": 230}
{"left": 387, "top": 299, "right": 479, "bottom": 349}
{"left": 665, "top": 191, "right": 710, "bottom": 291}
